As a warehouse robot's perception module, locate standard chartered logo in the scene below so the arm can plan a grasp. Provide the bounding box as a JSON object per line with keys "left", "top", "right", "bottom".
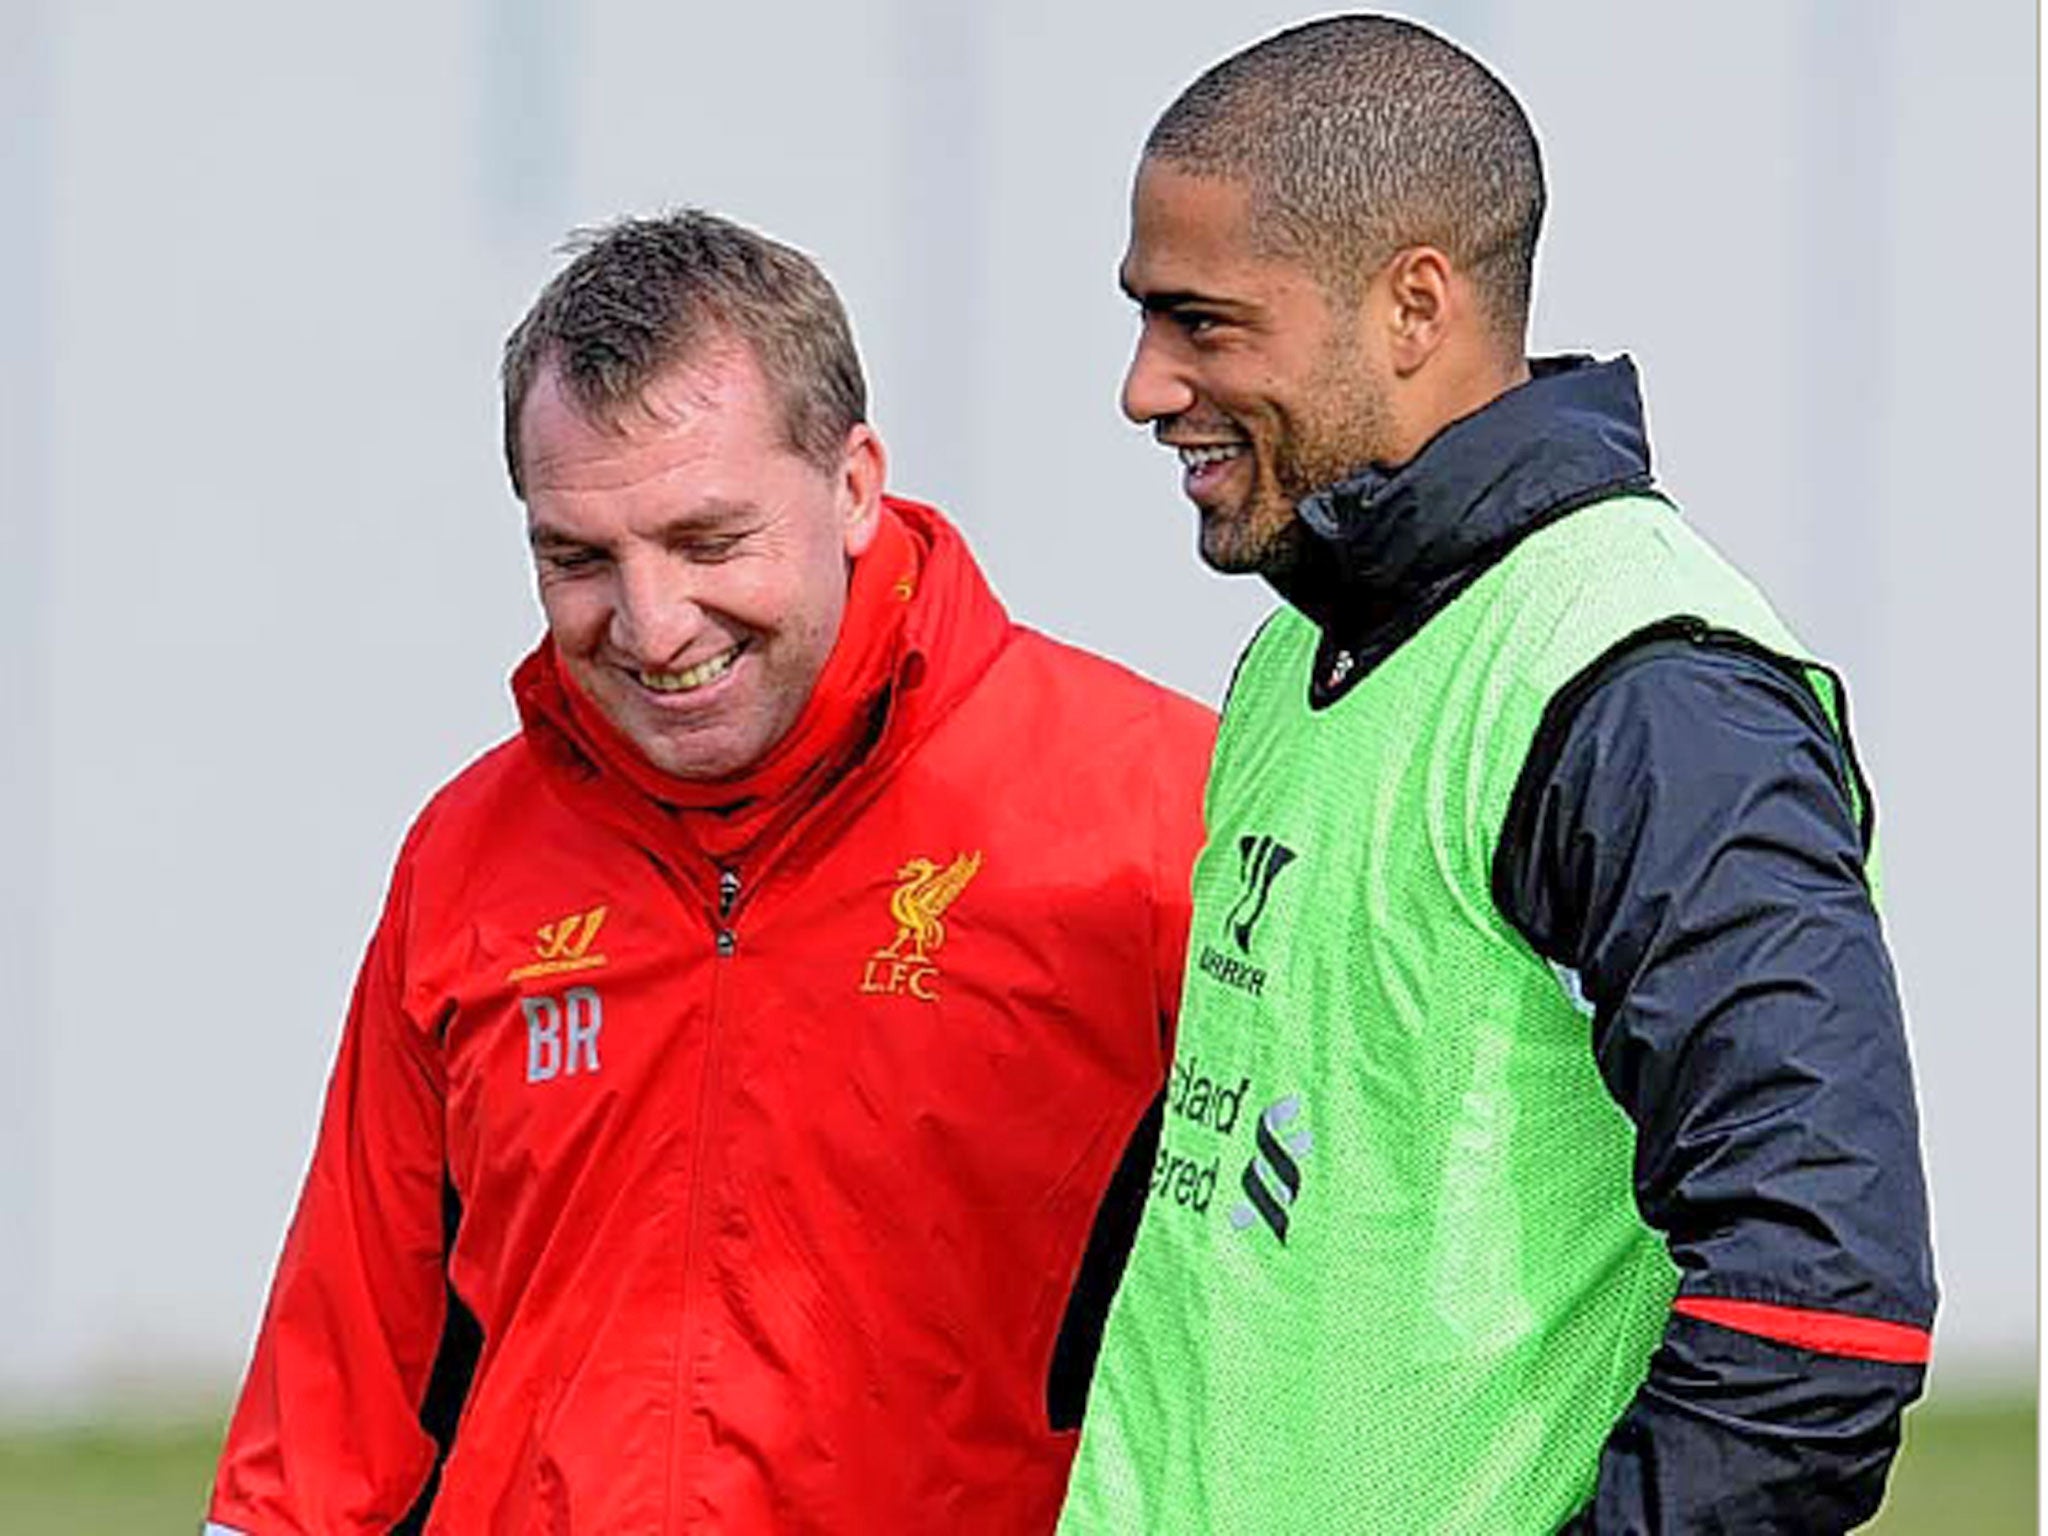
{"left": 1227, "top": 1096, "right": 1312, "bottom": 1244}
{"left": 1151, "top": 1054, "right": 1312, "bottom": 1246}
{"left": 1150, "top": 1055, "right": 1249, "bottom": 1213}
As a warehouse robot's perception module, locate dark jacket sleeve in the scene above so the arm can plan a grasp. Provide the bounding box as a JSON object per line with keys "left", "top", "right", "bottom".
{"left": 1493, "top": 632, "right": 1938, "bottom": 1535}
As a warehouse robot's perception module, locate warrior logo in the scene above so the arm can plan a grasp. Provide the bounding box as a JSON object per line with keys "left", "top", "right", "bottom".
{"left": 1228, "top": 1095, "right": 1313, "bottom": 1243}
{"left": 508, "top": 905, "right": 610, "bottom": 983}
{"left": 1225, "top": 834, "right": 1296, "bottom": 953}
{"left": 860, "top": 851, "right": 983, "bottom": 1002}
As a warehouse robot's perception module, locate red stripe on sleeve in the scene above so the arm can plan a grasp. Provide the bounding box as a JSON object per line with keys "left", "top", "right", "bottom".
{"left": 1672, "top": 1296, "right": 1931, "bottom": 1365}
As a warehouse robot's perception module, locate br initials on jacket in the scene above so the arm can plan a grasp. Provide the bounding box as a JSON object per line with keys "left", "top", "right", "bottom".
{"left": 511, "top": 906, "right": 610, "bottom": 1082}
{"left": 860, "top": 851, "right": 983, "bottom": 1001}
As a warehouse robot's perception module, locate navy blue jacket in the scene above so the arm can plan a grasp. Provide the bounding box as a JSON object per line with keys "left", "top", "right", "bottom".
{"left": 1276, "top": 354, "right": 1938, "bottom": 1533}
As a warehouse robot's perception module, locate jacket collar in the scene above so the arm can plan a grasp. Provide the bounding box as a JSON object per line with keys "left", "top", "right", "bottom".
{"left": 513, "top": 495, "right": 1013, "bottom": 881}
{"left": 1281, "top": 355, "right": 1657, "bottom": 691}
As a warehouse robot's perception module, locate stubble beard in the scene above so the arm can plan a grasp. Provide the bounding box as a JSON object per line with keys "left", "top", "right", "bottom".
{"left": 1274, "top": 356, "right": 1400, "bottom": 565}
{"left": 1207, "top": 399, "right": 1392, "bottom": 583}
{"left": 1198, "top": 463, "right": 1307, "bottom": 578}
{"left": 1195, "top": 320, "right": 1399, "bottom": 579}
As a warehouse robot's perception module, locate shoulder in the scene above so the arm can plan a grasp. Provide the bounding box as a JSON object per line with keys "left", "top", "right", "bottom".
{"left": 1503, "top": 635, "right": 1862, "bottom": 905}
{"left": 985, "top": 627, "right": 1218, "bottom": 754}
{"left": 394, "top": 732, "right": 553, "bottom": 874}
{"left": 1498, "top": 633, "right": 1873, "bottom": 963}
{"left": 1549, "top": 635, "right": 1842, "bottom": 775}
{"left": 1491, "top": 500, "right": 1805, "bottom": 692}
{"left": 908, "top": 631, "right": 1215, "bottom": 843}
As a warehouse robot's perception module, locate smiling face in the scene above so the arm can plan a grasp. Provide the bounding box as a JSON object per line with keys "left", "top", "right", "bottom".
{"left": 1120, "top": 160, "right": 1402, "bottom": 577}
{"left": 520, "top": 338, "right": 882, "bottom": 780}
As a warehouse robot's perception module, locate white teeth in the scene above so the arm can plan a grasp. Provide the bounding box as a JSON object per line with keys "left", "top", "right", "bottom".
{"left": 1178, "top": 444, "right": 1245, "bottom": 469}
{"left": 638, "top": 645, "right": 742, "bottom": 693}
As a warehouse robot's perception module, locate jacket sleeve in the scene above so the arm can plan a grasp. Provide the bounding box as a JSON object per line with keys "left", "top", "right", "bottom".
{"left": 1043, "top": 690, "right": 1215, "bottom": 1433}
{"left": 207, "top": 840, "right": 450, "bottom": 1535}
{"left": 1493, "top": 634, "right": 1937, "bottom": 1535}
{"left": 1149, "top": 695, "right": 1215, "bottom": 1054}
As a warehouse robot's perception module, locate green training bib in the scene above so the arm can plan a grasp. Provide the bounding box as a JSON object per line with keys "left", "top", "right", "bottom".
{"left": 1062, "top": 497, "right": 1862, "bottom": 1535}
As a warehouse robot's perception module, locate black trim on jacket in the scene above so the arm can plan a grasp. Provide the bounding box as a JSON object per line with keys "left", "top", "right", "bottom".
{"left": 392, "top": 1178, "right": 485, "bottom": 1535}
{"left": 1047, "top": 1093, "right": 1166, "bottom": 1432}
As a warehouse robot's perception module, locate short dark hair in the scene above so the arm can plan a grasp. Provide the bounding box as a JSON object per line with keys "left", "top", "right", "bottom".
{"left": 501, "top": 209, "right": 867, "bottom": 498}
{"left": 1147, "top": 14, "right": 1545, "bottom": 342}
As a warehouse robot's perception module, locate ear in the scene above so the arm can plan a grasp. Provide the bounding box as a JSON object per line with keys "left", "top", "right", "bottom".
{"left": 837, "top": 423, "right": 888, "bottom": 559}
{"left": 1380, "top": 246, "right": 1455, "bottom": 378}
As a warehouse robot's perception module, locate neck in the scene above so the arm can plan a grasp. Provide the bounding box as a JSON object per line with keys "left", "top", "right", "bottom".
{"left": 1392, "top": 341, "right": 1529, "bottom": 467}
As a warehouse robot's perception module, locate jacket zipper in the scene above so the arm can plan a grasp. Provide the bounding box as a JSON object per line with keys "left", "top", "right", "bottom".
{"left": 716, "top": 866, "right": 740, "bottom": 957}
{"left": 667, "top": 862, "right": 741, "bottom": 1522}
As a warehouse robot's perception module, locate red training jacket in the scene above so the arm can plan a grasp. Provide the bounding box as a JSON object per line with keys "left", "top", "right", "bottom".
{"left": 207, "top": 499, "right": 1214, "bottom": 1534}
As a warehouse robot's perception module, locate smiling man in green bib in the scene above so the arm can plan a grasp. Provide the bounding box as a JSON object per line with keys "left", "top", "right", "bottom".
{"left": 1060, "top": 15, "right": 1936, "bottom": 1534}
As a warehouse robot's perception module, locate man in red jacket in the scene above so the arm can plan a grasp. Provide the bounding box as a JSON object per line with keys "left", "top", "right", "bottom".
{"left": 206, "top": 210, "right": 1214, "bottom": 1535}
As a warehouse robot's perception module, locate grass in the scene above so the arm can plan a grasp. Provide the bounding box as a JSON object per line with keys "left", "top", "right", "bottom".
{"left": 0, "top": 1392, "right": 2030, "bottom": 1532}
{"left": 0, "top": 1417, "right": 226, "bottom": 1535}
{"left": 1867, "top": 1393, "right": 2036, "bottom": 1534}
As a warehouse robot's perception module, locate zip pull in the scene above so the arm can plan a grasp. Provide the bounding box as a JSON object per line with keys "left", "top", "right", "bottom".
{"left": 715, "top": 866, "right": 741, "bottom": 958}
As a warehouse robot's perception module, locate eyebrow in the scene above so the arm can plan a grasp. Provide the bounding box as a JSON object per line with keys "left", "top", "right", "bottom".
{"left": 527, "top": 500, "right": 764, "bottom": 550}
{"left": 527, "top": 523, "right": 590, "bottom": 551}
{"left": 1118, "top": 274, "right": 1240, "bottom": 315}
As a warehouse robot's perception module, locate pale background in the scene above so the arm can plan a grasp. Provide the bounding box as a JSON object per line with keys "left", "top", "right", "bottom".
{"left": 0, "top": 0, "right": 2032, "bottom": 1418}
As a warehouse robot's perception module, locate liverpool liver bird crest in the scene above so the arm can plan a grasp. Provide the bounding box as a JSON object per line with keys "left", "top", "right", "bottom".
{"left": 880, "top": 851, "right": 983, "bottom": 963}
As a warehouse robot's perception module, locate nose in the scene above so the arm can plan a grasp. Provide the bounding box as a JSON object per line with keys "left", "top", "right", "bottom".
{"left": 1121, "top": 321, "right": 1197, "bottom": 426}
{"left": 609, "top": 549, "right": 707, "bottom": 667}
